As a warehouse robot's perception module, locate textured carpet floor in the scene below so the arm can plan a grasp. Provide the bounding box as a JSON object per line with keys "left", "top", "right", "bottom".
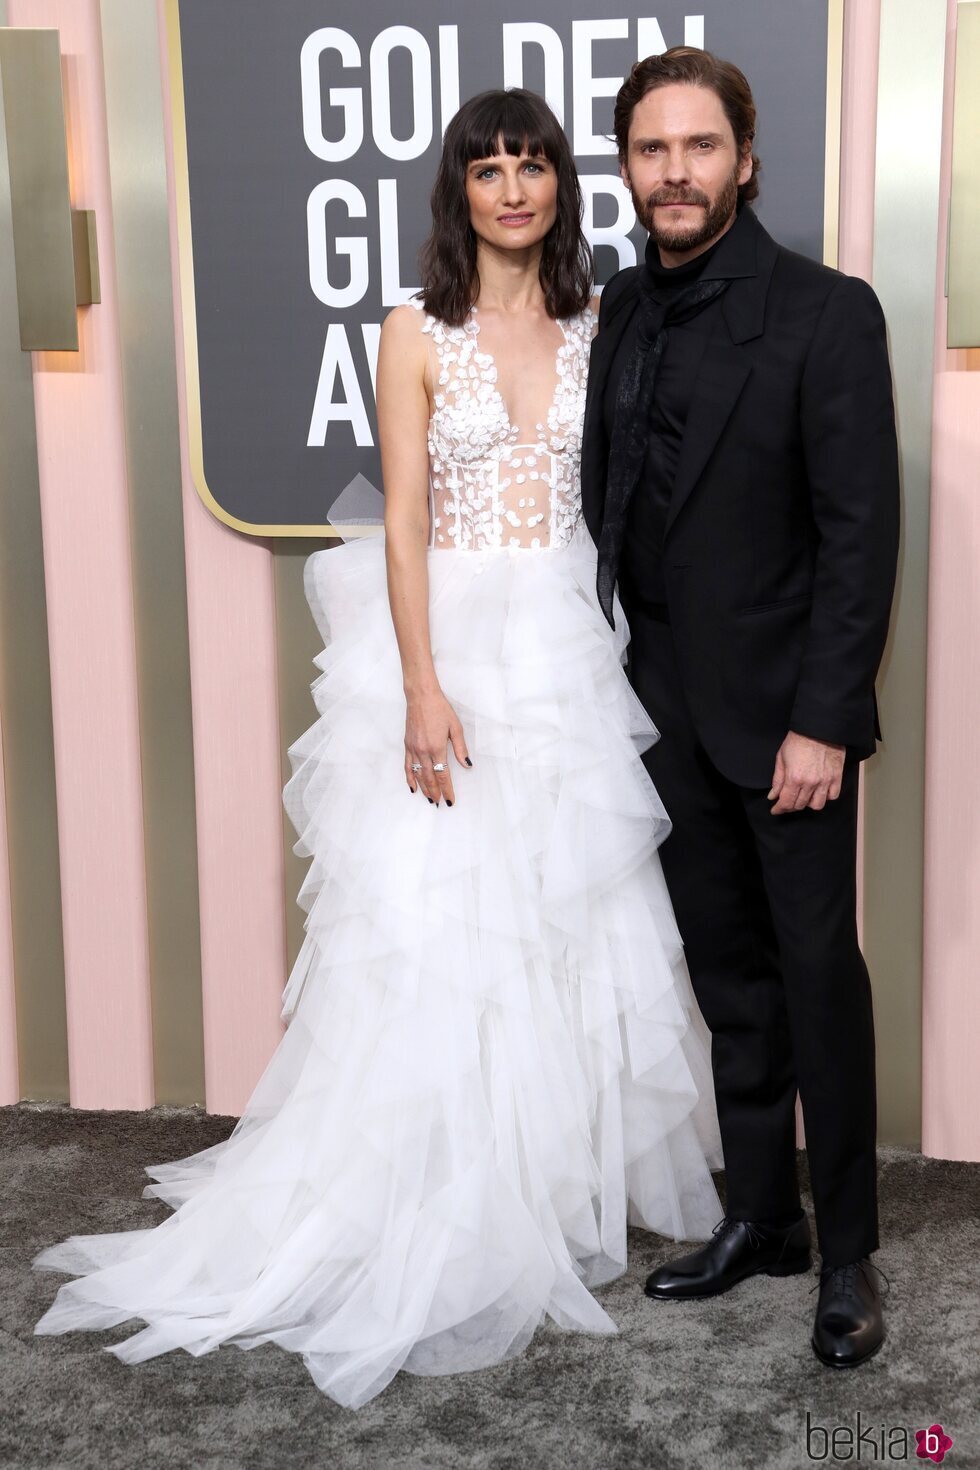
{"left": 2, "top": 1104, "right": 978, "bottom": 1470}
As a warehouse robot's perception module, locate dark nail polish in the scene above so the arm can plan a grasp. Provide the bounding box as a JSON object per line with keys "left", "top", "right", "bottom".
{"left": 465, "top": 757, "right": 473, "bottom": 767}
{"left": 446, "top": 800, "right": 453, "bottom": 807}
{"left": 427, "top": 798, "right": 434, "bottom": 804}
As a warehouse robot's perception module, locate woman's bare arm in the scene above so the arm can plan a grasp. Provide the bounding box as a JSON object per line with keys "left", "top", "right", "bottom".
{"left": 376, "top": 305, "right": 471, "bottom": 806}
{"left": 376, "top": 306, "right": 435, "bottom": 698}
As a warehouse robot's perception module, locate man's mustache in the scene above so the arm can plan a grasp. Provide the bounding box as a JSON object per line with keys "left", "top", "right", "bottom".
{"left": 647, "top": 191, "right": 709, "bottom": 209}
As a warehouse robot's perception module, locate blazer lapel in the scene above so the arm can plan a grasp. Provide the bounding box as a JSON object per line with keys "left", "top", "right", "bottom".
{"left": 665, "top": 341, "right": 752, "bottom": 537}
{"left": 582, "top": 276, "right": 641, "bottom": 446}
{"left": 580, "top": 275, "right": 642, "bottom": 534}
{"left": 664, "top": 216, "right": 778, "bottom": 537}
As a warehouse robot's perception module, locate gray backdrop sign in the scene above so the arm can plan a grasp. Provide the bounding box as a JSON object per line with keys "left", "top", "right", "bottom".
{"left": 172, "top": 1, "right": 835, "bottom": 533}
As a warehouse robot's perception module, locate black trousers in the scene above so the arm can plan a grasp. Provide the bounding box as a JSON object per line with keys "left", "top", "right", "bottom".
{"left": 623, "top": 599, "right": 879, "bottom": 1267}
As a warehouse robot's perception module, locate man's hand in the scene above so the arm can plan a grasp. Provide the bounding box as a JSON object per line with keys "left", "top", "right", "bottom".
{"left": 768, "top": 731, "right": 846, "bottom": 814}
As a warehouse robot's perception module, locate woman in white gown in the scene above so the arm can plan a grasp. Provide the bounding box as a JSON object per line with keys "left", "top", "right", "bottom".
{"left": 32, "top": 88, "right": 724, "bottom": 1409}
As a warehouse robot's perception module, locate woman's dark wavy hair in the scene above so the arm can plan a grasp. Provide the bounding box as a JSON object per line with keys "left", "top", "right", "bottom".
{"left": 418, "top": 89, "right": 593, "bottom": 327}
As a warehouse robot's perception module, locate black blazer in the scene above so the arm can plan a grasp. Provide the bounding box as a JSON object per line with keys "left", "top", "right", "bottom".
{"left": 581, "top": 206, "right": 901, "bottom": 788}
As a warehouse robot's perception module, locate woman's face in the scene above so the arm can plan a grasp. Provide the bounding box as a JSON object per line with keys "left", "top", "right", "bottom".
{"left": 464, "top": 139, "right": 559, "bottom": 253}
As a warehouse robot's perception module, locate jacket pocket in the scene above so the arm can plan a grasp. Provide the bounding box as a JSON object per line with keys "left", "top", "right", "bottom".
{"left": 736, "top": 593, "right": 812, "bottom": 617}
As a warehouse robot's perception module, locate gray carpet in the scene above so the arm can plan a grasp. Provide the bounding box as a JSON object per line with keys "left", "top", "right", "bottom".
{"left": 3, "top": 1103, "right": 978, "bottom": 1470}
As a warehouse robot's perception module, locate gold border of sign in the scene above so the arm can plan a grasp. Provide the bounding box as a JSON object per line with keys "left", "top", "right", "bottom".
{"left": 823, "top": 0, "right": 843, "bottom": 270}
{"left": 164, "top": 0, "right": 360, "bottom": 536}
{"left": 166, "top": 0, "right": 846, "bottom": 537}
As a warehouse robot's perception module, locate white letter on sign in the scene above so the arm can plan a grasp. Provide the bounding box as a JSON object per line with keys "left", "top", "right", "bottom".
{"left": 309, "top": 325, "right": 373, "bottom": 447}
{"left": 378, "top": 181, "right": 418, "bottom": 306}
{"left": 580, "top": 176, "right": 636, "bottom": 272}
{"left": 572, "top": 19, "right": 629, "bottom": 156}
{"left": 370, "top": 27, "right": 433, "bottom": 161}
{"left": 438, "top": 26, "right": 460, "bottom": 136}
{"left": 637, "top": 16, "right": 705, "bottom": 57}
{"left": 502, "top": 24, "right": 565, "bottom": 125}
{"left": 308, "top": 180, "right": 368, "bottom": 310}
{"left": 301, "top": 28, "right": 362, "bottom": 163}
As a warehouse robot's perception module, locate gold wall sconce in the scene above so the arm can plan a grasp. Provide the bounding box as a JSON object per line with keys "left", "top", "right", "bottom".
{"left": 948, "top": 3, "right": 980, "bottom": 349}
{"left": 0, "top": 27, "right": 99, "bottom": 352}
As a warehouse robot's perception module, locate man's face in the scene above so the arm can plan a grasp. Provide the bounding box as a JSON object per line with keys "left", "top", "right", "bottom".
{"left": 621, "top": 82, "right": 754, "bottom": 257}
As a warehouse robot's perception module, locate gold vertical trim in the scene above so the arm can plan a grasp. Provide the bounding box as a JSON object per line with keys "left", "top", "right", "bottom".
{"left": 100, "top": 0, "right": 204, "bottom": 1104}
{"left": 164, "top": 0, "right": 371, "bottom": 538}
{"left": 0, "top": 7, "right": 69, "bottom": 1100}
{"left": 823, "top": 0, "right": 844, "bottom": 268}
{"left": 863, "top": 0, "right": 947, "bottom": 1149}
{"left": 947, "top": 1, "right": 980, "bottom": 347}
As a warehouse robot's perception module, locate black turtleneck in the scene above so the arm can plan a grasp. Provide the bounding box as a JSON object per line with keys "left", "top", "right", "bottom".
{"left": 603, "top": 204, "right": 747, "bottom": 609}
{"left": 643, "top": 220, "right": 727, "bottom": 297}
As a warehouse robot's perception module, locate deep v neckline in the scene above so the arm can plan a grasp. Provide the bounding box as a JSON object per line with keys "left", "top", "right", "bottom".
{"left": 468, "top": 305, "right": 569, "bottom": 446}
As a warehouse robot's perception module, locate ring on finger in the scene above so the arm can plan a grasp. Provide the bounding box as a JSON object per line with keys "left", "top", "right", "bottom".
{"left": 432, "top": 762, "right": 446, "bottom": 772}
{"left": 410, "top": 763, "right": 422, "bottom": 772}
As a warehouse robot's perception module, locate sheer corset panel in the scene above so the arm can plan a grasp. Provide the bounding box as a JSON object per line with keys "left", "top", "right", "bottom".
{"left": 411, "top": 298, "right": 596, "bottom": 551}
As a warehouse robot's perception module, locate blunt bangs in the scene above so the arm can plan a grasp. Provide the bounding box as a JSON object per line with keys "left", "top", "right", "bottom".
{"left": 455, "top": 93, "right": 558, "bottom": 170}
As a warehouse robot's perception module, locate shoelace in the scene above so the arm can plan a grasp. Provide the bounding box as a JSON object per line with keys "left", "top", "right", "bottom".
{"left": 711, "top": 1214, "right": 766, "bottom": 1250}
{"left": 809, "top": 1258, "right": 892, "bottom": 1298}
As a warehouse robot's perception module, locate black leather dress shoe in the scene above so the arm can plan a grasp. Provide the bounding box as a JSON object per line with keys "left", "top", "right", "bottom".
{"left": 811, "top": 1257, "right": 888, "bottom": 1367}
{"left": 644, "top": 1213, "right": 812, "bottom": 1300}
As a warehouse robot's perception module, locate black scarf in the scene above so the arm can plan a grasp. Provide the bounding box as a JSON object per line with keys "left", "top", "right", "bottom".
{"left": 596, "top": 268, "right": 731, "bottom": 628}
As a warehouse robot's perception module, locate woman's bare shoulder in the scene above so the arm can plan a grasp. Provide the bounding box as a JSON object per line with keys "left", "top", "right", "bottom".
{"left": 588, "top": 293, "right": 601, "bottom": 338}
{"left": 381, "top": 299, "right": 427, "bottom": 346}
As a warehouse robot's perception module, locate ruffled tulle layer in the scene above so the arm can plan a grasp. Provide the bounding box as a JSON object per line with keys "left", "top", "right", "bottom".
{"left": 33, "top": 524, "right": 723, "bottom": 1409}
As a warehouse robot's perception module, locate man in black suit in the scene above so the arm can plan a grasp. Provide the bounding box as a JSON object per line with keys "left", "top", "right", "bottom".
{"left": 581, "top": 48, "right": 900, "bottom": 1368}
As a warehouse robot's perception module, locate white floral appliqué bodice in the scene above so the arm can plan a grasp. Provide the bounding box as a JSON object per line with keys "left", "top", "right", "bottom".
{"left": 411, "top": 298, "right": 596, "bottom": 552}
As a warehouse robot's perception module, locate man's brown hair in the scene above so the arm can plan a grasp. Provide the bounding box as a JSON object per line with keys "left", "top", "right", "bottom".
{"left": 614, "top": 47, "right": 761, "bottom": 204}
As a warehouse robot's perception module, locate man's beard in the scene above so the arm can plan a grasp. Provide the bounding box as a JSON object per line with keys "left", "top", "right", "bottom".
{"left": 631, "top": 161, "right": 740, "bottom": 254}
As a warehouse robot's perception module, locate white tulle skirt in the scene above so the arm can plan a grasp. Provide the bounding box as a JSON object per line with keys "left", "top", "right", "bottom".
{"left": 32, "top": 521, "right": 724, "bottom": 1409}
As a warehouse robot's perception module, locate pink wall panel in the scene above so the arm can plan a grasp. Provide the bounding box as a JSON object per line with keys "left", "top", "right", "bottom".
{"left": 837, "top": 0, "right": 881, "bottom": 955}
{"left": 791, "top": 0, "right": 882, "bottom": 1152}
{"left": 0, "top": 717, "right": 19, "bottom": 1103}
{"left": 838, "top": 0, "right": 880, "bottom": 282}
{"left": 921, "top": 0, "right": 980, "bottom": 1163}
{"left": 157, "top": 0, "right": 287, "bottom": 1115}
{"left": 7, "top": 0, "right": 154, "bottom": 1107}
{"left": 923, "top": 373, "right": 980, "bottom": 1161}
